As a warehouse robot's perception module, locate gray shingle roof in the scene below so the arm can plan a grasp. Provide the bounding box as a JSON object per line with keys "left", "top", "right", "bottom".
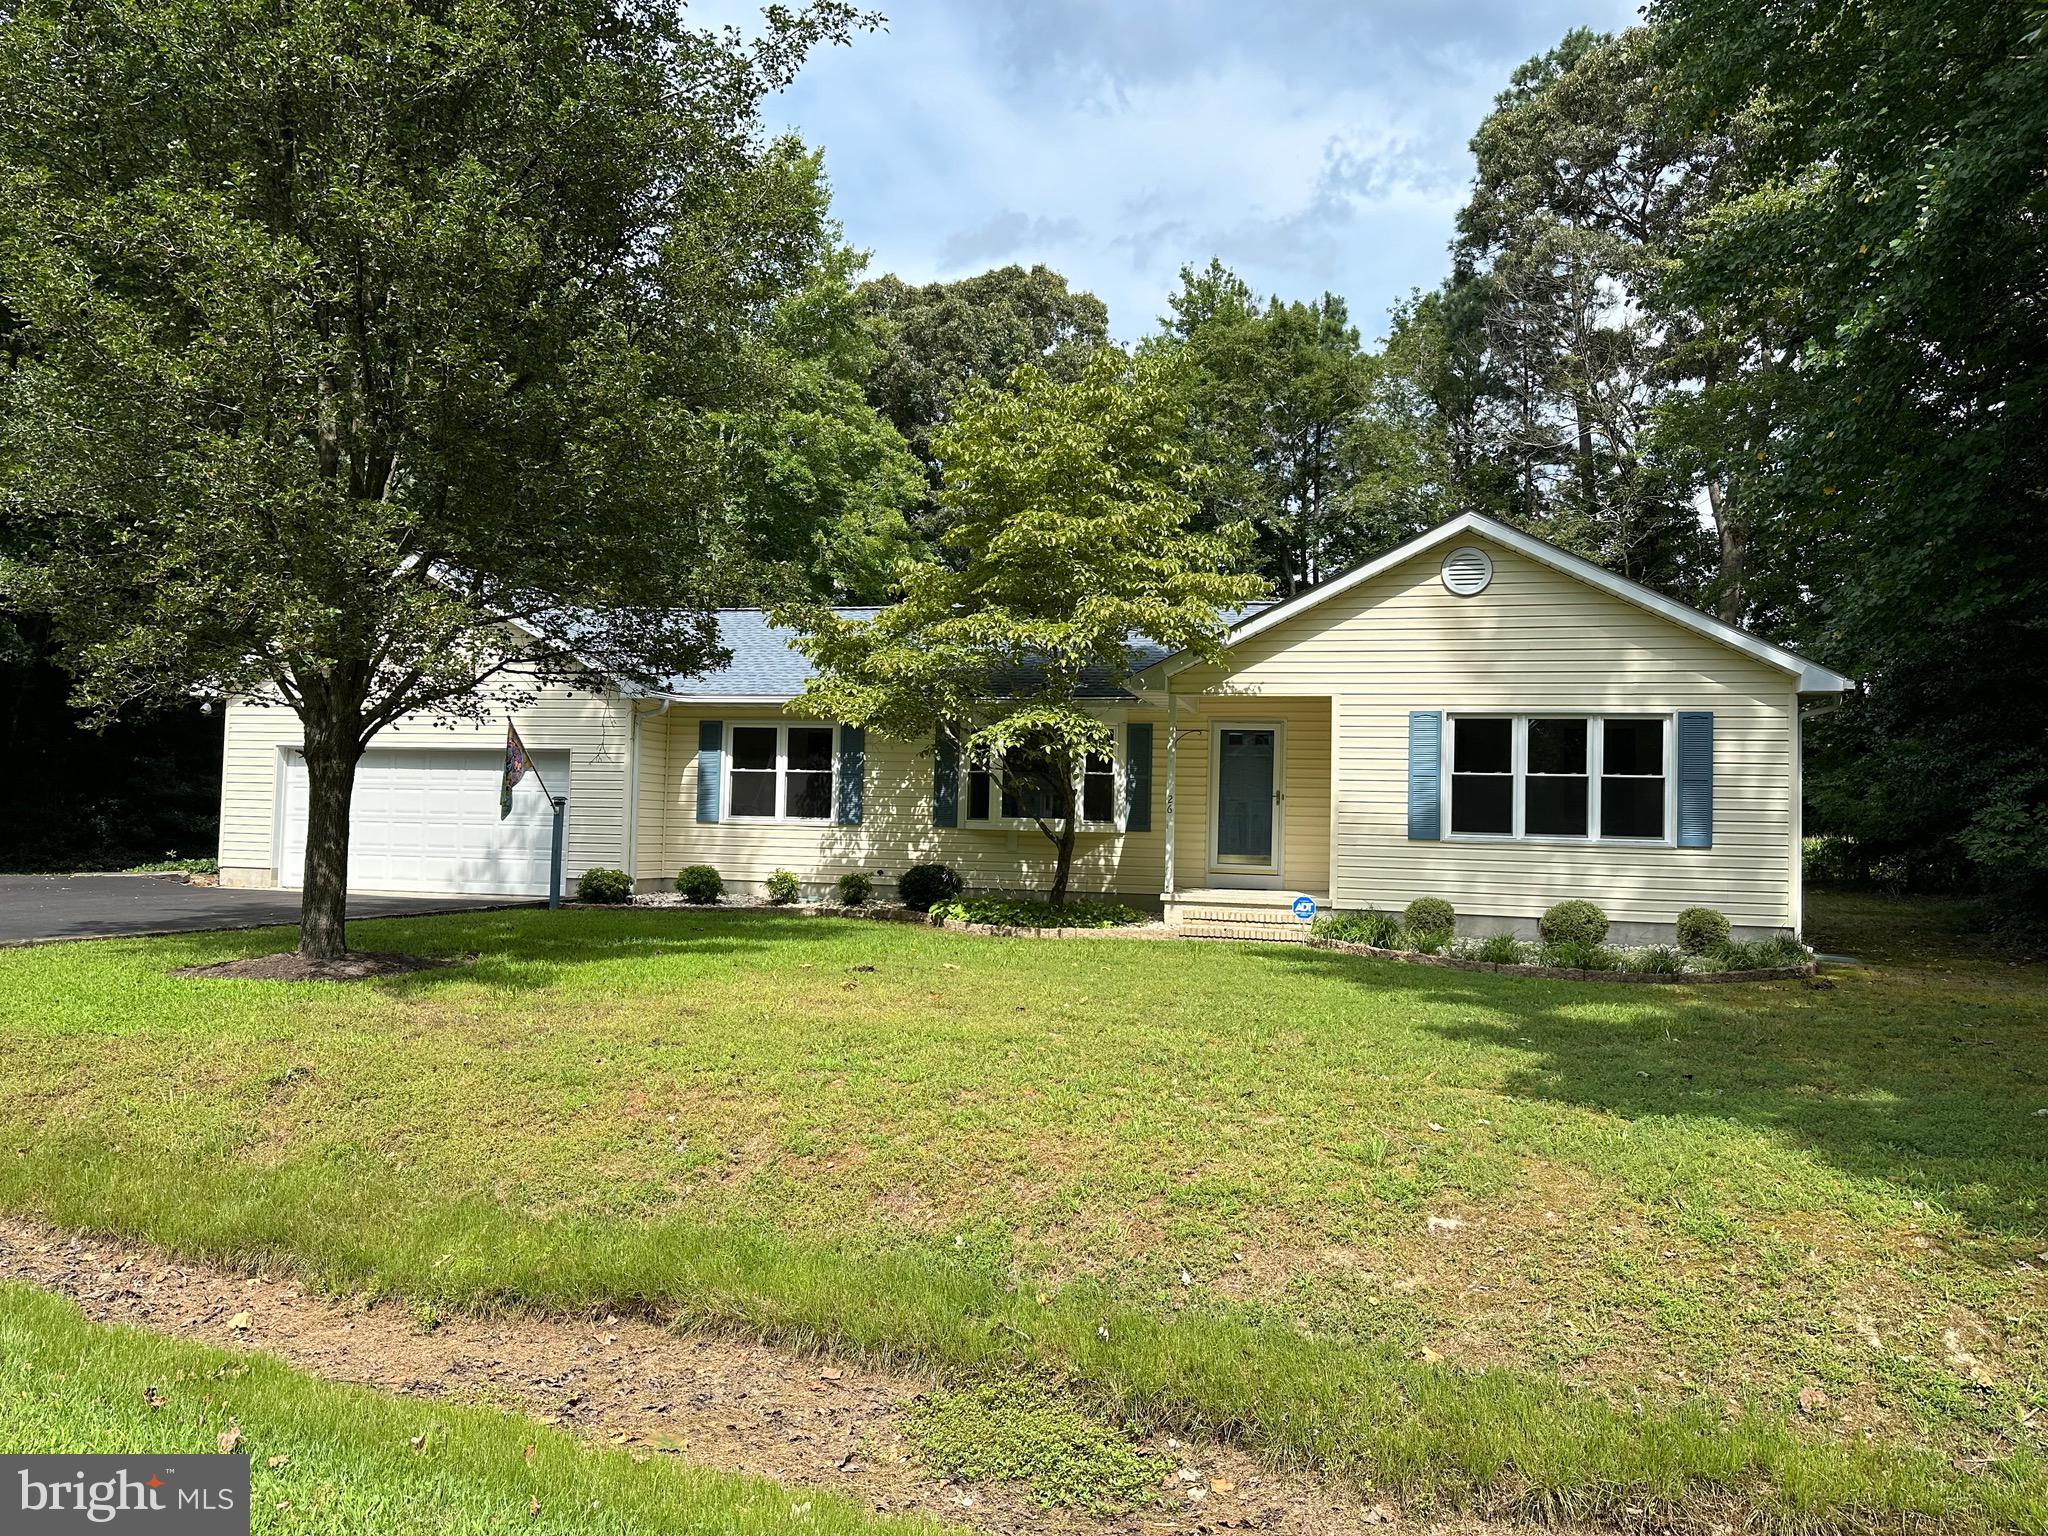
{"left": 653, "top": 605, "right": 1272, "bottom": 701}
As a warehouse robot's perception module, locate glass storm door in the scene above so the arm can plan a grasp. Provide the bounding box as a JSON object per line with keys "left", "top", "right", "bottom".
{"left": 1214, "top": 727, "right": 1278, "bottom": 870}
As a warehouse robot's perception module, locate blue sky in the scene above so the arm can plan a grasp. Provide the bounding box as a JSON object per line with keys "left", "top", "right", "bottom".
{"left": 702, "top": 0, "right": 1641, "bottom": 342}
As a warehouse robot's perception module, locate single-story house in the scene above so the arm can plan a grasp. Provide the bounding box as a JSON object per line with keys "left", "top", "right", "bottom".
{"left": 218, "top": 511, "right": 1852, "bottom": 941}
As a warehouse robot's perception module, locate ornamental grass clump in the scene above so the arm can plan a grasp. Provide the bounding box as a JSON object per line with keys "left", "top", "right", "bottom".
{"left": 1312, "top": 910, "right": 1404, "bottom": 948}
{"left": 1540, "top": 939, "right": 1622, "bottom": 971}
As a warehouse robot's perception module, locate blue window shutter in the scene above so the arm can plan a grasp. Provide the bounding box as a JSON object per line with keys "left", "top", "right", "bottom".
{"left": 836, "top": 724, "right": 866, "bottom": 826}
{"left": 932, "top": 732, "right": 959, "bottom": 828}
{"left": 1407, "top": 711, "right": 1442, "bottom": 840}
{"left": 1125, "top": 722, "right": 1153, "bottom": 832}
{"left": 1676, "top": 712, "right": 1714, "bottom": 848}
{"left": 696, "top": 720, "right": 723, "bottom": 823}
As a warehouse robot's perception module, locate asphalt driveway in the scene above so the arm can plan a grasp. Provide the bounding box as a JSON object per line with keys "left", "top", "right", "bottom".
{"left": 0, "top": 875, "right": 534, "bottom": 945}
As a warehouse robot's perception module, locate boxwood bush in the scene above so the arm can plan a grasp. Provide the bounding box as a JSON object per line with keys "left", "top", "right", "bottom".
{"left": 836, "top": 870, "right": 875, "bottom": 906}
{"left": 898, "top": 862, "right": 964, "bottom": 912}
{"left": 764, "top": 869, "right": 802, "bottom": 905}
{"left": 574, "top": 867, "right": 633, "bottom": 904}
{"left": 1675, "top": 906, "right": 1731, "bottom": 954}
{"left": 675, "top": 864, "right": 723, "bottom": 904}
{"left": 1539, "top": 899, "right": 1608, "bottom": 945}
{"left": 1401, "top": 897, "right": 1456, "bottom": 938}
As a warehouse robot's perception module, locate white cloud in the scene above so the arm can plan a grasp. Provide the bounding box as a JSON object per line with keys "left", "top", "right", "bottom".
{"left": 698, "top": 0, "right": 1641, "bottom": 340}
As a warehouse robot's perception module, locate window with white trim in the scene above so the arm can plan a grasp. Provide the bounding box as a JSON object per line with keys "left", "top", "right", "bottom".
{"left": 726, "top": 722, "right": 836, "bottom": 821}
{"left": 965, "top": 739, "right": 1121, "bottom": 828}
{"left": 1446, "top": 715, "right": 1669, "bottom": 842}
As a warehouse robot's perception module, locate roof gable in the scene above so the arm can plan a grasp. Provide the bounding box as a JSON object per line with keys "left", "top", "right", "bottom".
{"left": 1149, "top": 512, "right": 1852, "bottom": 695}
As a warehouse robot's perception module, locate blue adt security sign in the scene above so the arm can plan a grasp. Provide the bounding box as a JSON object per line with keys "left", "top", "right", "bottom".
{"left": 1291, "top": 895, "right": 1318, "bottom": 921}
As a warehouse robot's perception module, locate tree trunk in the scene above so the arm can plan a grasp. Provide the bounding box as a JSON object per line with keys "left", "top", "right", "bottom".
{"left": 1574, "top": 400, "right": 1600, "bottom": 520}
{"left": 1706, "top": 477, "right": 1746, "bottom": 624}
{"left": 297, "top": 707, "right": 363, "bottom": 961}
{"left": 1047, "top": 777, "right": 1079, "bottom": 910}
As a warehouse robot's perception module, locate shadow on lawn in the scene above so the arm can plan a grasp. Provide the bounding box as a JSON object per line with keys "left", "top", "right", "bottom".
{"left": 170, "top": 907, "right": 854, "bottom": 995}
{"left": 1253, "top": 940, "right": 2048, "bottom": 1248}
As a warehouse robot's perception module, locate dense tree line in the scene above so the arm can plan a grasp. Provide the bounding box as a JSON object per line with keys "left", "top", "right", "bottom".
{"left": 3, "top": 0, "right": 2037, "bottom": 917}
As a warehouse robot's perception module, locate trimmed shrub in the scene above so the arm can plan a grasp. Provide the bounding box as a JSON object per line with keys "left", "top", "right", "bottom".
{"left": 898, "top": 862, "right": 964, "bottom": 913}
{"left": 1539, "top": 899, "right": 1608, "bottom": 945}
{"left": 1675, "top": 906, "right": 1730, "bottom": 955}
{"left": 1540, "top": 939, "right": 1621, "bottom": 971}
{"left": 1623, "top": 945, "right": 1686, "bottom": 976}
{"left": 1402, "top": 897, "right": 1456, "bottom": 938}
{"left": 574, "top": 867, "right": 634, "bottom": 904}
{"left": 1312, "top": 910, "right": 1403, "bottom": 948}
{"left": 675, "top": 864, "right": 723, "bottom": 904}
{"left": 933, "top": 897, "right": 1142, "bottom": 929}
{"left": 836, "top": 870, "right": 874, "bottom": 906}
{"left": 1476, "top": 932, "right": 1528, "bottom": 966}
{"left": 765, "top": 869, "right": 802, "bottom": 905}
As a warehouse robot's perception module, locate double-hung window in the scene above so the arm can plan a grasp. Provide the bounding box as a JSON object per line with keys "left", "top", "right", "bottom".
{"left": 1446, "top": 715, "right": 1668, "bottom": 842}
{"left": 965, "top": 741, "right": 1120, "bottom": 827}
{"left": 726, "top": 722, "right": 836, "bottom": 821}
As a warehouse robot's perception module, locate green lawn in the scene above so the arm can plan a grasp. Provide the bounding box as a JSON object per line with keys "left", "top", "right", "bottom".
{"left": 0, "top": 1283, "right": 926, "bottom": 1535}
{"left": 0, "top": 894, "right": 2041, "bottom": 1530}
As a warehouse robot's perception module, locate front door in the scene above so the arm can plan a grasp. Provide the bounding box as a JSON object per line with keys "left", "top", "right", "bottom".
{"left": 1210, "top": 724, "right": 1282, "bottom": 887}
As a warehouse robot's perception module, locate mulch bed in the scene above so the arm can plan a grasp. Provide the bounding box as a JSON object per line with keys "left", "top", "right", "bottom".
{"left": 171, "top": 950, "right": 462, "bottom": 982}
{"left": 1304, "top": 936, "right": 1816, "bottom": 984}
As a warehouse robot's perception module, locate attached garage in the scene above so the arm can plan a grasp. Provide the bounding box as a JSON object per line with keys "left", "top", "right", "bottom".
{"left": 277, "top": 747, "right": 569, "bottom": 896}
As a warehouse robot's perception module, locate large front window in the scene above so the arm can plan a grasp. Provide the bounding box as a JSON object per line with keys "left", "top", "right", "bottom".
{"left": 1447, "top": 715, "right": 1668, "bottom": 842}
{"left": 727, "top": 723, "right": 836, "bottom": 821}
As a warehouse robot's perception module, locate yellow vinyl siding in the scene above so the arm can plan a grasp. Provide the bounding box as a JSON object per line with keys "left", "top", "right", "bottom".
{"left": 1171, "top": 536, "right": 1799, "bottom": 931}
{"left": 1161, "top": 700, "right": 1332, "bottom": 894}
{"left": 647, "top": 708, "right": 1175, "bottom": 898}
{"left": 216, "top": 678, "right": 634, "bottom": 888}
{"left": 645, "top": 700, "right": 1334, "bottom": 900}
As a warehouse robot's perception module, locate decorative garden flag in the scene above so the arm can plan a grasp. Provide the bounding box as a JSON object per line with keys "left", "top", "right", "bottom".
{"left": 500, "top": 723, "right": 533, "bottom": 819}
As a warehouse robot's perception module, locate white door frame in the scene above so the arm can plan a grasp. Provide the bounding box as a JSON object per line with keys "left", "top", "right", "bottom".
{"left": 1207, "top": 719, "right": 1284, "bottom": 889}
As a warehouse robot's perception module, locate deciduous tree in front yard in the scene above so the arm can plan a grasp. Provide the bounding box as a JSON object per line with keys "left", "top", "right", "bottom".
{"left": 781, "top": 348, "right": 1264, "bottom": 907}
{"left": 0, "top": 0, "right": 869, "bottom": 957}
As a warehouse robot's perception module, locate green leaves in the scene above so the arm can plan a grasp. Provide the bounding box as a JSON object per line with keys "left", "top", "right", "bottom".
{"left": 779, "top": 345, "right": 1264, "bottom": 900}
{"left": 0, "top": 0, "right": 869, "bottom": 725}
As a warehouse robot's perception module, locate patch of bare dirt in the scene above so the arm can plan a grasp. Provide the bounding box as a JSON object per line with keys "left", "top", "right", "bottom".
{"left": 0, "top": 1217, "right": 1567, "bottom": 1536}
{"left": 170, "top": 950, "right": 461, "bottom": 982}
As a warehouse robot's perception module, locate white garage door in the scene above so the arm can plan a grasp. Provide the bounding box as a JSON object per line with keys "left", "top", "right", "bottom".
{"left": 279, "top": 747, "right": 571, "bottom": 896}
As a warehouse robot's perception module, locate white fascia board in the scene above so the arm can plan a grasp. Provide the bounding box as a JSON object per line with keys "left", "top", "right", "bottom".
{"left": 645, "top": 693, "right": 797, "bottom": 706}
{"left": 1147, "top": 511, "right": 1854, "bottom": 695}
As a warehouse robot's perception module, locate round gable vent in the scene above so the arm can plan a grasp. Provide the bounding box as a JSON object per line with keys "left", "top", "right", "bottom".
{"left": 1441, "top": 545, "right": 1493, "bottom": 596}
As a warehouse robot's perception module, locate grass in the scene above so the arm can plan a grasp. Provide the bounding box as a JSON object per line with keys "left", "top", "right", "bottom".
{"left": 0, "top": 893, "right": 2042, "bottom": 1529}
{"left": 0, "top": 1283, "right": 927, "bottom": 1535}
{"left": 903, "top": 1380, "right": 1165, "bottom": 1513}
